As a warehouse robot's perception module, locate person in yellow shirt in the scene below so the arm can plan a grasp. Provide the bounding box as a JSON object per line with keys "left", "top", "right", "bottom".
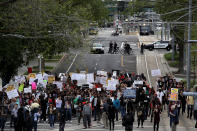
{"left": 187, "top": 95, "right": 194, "bottom": 119}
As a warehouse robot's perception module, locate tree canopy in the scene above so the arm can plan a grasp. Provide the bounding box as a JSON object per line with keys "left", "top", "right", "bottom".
{"left": 0, "top": 0, "right": 109, "bottom": 85}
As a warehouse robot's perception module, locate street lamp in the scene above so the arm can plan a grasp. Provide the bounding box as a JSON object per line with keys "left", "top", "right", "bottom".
{"left": 38, "top": 54, "right": 43, "bottom": 73}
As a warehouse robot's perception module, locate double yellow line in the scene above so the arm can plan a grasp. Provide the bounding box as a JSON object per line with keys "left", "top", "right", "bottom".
{"left": 121, "top": 55, "right": 124, "bottom": 67}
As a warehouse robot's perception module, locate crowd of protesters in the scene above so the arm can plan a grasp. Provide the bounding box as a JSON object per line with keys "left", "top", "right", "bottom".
{"left": 0, "top": 71, "right": 197, "bottom": 131}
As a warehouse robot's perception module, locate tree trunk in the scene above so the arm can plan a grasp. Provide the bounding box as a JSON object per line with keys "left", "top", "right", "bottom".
{"left": 178, "top": 42, "right": 184, "bottom": 73}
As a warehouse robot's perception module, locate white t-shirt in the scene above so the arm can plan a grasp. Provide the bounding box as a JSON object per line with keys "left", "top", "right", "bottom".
{"left": 56, "top": 99, "right": 62, "bottom": 108}
{"left": 157, "top": 91, "right": 164, "bottom": 103}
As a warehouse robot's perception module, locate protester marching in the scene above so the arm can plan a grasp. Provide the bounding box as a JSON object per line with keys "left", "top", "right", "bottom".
{"left": 0, "top": 70, "right": 196, "bottom": 131}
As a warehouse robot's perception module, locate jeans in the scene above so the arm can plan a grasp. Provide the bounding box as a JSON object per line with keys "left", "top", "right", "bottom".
{"left": 33, "top": 121, "right": 37, "bottom": 131}
{"left": 10, "top": 115, "right": 14, "bottom": 127}
{"left": 66, "top": 109, "right": 72, "bottom": 121}
{"left": 94, "top": 108, "right": 101, "bottom": 121}
{"left": 115, "top": 109, "right": 119, "bottom": 121}
{"left": 49, "top": 114, "right": 55, "bottom": 127}
{"left": 171, "top": 123, "right": 176, "bottom": 131}
{"left": 120, "top": 106, "right": 126, "bottom": 118}
{"left": 83, "top": 114, "right": 91, "bottom": 128}
{"left": 0, "top": 117, "right": 6, "bottom": 131}
{"left": 187, "top": 105, "right": 193, "bottom": 119}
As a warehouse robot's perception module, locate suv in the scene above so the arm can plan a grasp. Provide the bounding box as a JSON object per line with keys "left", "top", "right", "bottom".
{"left": 90, "top": 43, "right": 104, "bottom": 54}
{"left": 144, "top": 41, "right": 171, "bottom": 51}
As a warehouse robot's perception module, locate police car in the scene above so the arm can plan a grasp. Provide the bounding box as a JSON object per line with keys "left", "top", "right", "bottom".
{"left": 144, "top": 41, "right": 171, "bottom": 51}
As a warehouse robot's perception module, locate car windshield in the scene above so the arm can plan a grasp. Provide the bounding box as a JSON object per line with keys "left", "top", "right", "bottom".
{"left": 93, "top": 43, "right": 102, "bottom": 47}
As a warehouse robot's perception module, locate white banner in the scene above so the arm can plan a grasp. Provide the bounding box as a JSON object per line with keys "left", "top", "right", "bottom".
{"left": 151, "top": 69, "right": 161, "bottom": 76}
{"left": 134, "top": 80, "right": 143, "bottom": 85}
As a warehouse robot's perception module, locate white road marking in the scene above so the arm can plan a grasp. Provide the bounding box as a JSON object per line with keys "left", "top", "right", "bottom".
{"left": 154, "top": 50, "right": 160, "bottom": 69}
{"left": 145, "top": 54, "right": 152, "bottom": 87}
{"left": 66, "top": 54, "right": 78, "bottom": 74}
{"left": 137, "top": 55, "right": 139, "bottom": 75}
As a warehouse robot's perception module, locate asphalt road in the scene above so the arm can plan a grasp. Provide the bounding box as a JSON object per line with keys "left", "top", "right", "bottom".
{"left": 53, "top": 28, "right": 138, "bottom": 74}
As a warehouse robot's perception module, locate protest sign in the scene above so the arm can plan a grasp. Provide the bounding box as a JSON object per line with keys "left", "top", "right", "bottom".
{"left": 97, "top": 71, "right": 107, "bottom": 76}
{"left": 48, "top": 76, "right": 55, "bottom": 84}
{"left": 6, "top": 89, "right": 19, "bottom": 99}
{"left": 87, "top": 73, "right": 94, "bottom": 83}
{"left": 6, "top": 85, "right": 14, "bottom": 92}
{"left": 15, "top": 76, "right": 25, "bottom": 83}
{"left": 24, "top": 87, "right": 32, "bottom": 94}
{"left": 112, "top": 71, "right": 117, "bottom": 77}
{"left": 29, "top": 78, "right": 36, "bottom": 85}
{"left": 171, "top": 88, "right": 178, "bottom": 94}
{"left": 36, "top": 73, "right": 43, "bottom": 84}
{"left": 28, "top": 73, "right": 36, "bottom": 78}
{"left": 100, "top": 77, "right": 107, "bottom": 85}
{"left": 31, "top": 82, "right": 37, "bottom": 90}
{"left": 71, "top": 73, "right": 86, "bottom": 81}
{"left": 18, "top": 84, "right": 24, "bottom": 92}
{"left": 53, "top": 81, "right": 63, "bottom": 91}
{"left": 134, "top": 80, "right": 143, "bottom": 85}
{"left": 107, "top": 80, "right": 117, "bottom": 91}
{"left": 97, "top": 88, "right": 101, "bottom": 92}
{"left": 151, "top": 69, "right": 161, "bottom": 77}
{"left": 123, "top": 89, "right": 136, "bottom": 98}
{"left": 169, "top": 93, "right": 178, "bottom": 101}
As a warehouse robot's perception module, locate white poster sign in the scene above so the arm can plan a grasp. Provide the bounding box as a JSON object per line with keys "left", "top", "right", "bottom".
{"left": 151, "top": 69, "right": 161, "bottom": 76}
{"left": 97, "top": 71, "right": 107, "bottom": 76}
{"left": 100, "top": 77, "right": 107, "bottom": 85}
{"left": 106, "top": 80, "right": 117, "bottom": 91}
{"left": 36, "top": 73, "right": 44, "bottom": 84}
{"left": 97, "top": 88, "right": 101, "bottom": 92}
{"left": 87, "top": 73, "right": 94, "bottom": 83}
{"left": 134, "top": 80, "right": 143, "bottom": 85}
{"left": 53, "top": 81, "right": 63, "bottom": 91}
{"left": 71, "top": 73, "right": 86, "bottom": 80}
{"left": 24, "top": 87, "right": 32, "bottom": 94}
{"left": 6, "top": 89, "right": 19, "bottom": 99}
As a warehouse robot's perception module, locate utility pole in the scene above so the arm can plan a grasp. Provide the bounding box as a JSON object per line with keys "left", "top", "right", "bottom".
{"left": 187, "top": 0, "right": 192, "bottom": 91}
{"left": 172, "top": 34, "right": 175, "bottom": 61}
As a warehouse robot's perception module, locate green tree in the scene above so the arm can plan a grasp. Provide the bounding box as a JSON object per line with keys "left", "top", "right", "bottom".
{"left": 155, "top": 0, "right": 197, "bottom": 73}
{"left": 0, "top": 0, "right": 108, "bottom": 86}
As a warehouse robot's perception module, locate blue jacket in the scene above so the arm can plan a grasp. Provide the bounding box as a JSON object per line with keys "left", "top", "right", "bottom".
{"left": 113, "top": 99, "right": 120, "bottom": 110}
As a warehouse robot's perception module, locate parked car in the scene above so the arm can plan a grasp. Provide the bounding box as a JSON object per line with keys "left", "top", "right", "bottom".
{"left": 144, "top": 41, "right": 171, "bottom": 51}
{"left": 90, "top": 43, "right": 104, "bottom": 54}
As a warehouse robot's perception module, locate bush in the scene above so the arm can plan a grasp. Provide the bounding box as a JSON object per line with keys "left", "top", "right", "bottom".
{"left": 164, "top": 53, "right": 179, "bottom": 61}
{"left": 168, "top": 61, "right": 179, "bottom": 68}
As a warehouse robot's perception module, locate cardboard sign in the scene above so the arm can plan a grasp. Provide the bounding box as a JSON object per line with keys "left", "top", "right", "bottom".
{"left": 6, "top": 89, "right": 19, "bottom": 99}
{"left": 87, "top": 73, "right": 94, "bottom": 83}
{"left": 151, "top": 69, "right": 161, "bottom": 76}
{"left": 6, "top": 85, "right": 15, "bottom": 92}
{"left": 48, "top": 76, "right": 55, "bottom": 84}
{"left": 123, "top": 89, "right": 136, "bottom": 98}
{"left": 24, "top": 87, "right": 32, "bottom": 94}
{"left": 171, "top": 88, "right": 178, "bottom": 94}
{"left": 169, "top": 93, "right": 178, "bottom": 101}
{"left": 28, "top": 73, "right": 36, "bottom": 78}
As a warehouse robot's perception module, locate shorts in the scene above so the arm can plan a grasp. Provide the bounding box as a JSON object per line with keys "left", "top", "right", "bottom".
{"left": 194, "top": 110, "right": 197, "bottom": 120}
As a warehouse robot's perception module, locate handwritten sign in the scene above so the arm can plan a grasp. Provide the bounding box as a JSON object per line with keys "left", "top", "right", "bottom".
{"left": 97, "top": 71, "right": 107, "bottom": 76}
{"left": 97, "top": 88, "right": 101, "bottom": 92}
{"left": 24, "top": 87, "right": 32, "bottom": 94}
{"left": 151, "top": 69, "right": 161, "bottom": 76}
{"left": 123, "top": 89, "right": 136, "bottom": 98}
{"left": 6, "top": 85, "right": 14, "bottom": 92}
{"left": 6, "top": 89, "right": 19, "bottom": 99}
{"left": 169, "top": 93, "right": 178, "bottom": 101}
{"left": 134, "top": 80, "right": 143, "bottom": 85}
{"left": 87, "top": 73, "right": 94, "bottom": 83}
{"left": 171, "top": 88, "right": 178, "bottom": 94}
{"left": 48, "top": 76, "right": 55, "bottom": 84}
{"left": 28, "top": 73, "right": 36, "bottom": 78}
